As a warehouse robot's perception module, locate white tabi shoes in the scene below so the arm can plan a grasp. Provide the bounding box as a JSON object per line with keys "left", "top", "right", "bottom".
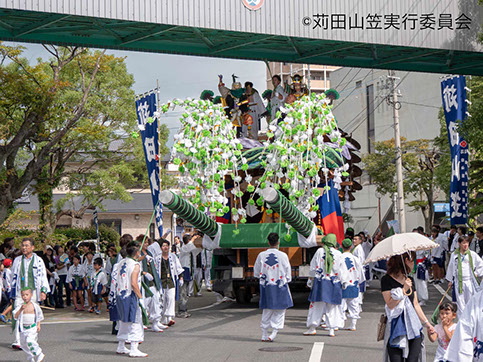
{"left": 303, "top": 326, "right": 317, "bottom": 336}
{"left": 116, "top": 341, "right": 130, "bottom": 355}
{"left": 129, "top": 342, "right": 148, "bottom": 358}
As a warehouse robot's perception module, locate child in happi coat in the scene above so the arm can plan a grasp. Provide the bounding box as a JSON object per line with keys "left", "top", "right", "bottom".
{"left": 304, "top": 233, "right": 345, "bottom": 337}
{"left": 254, "top": 232, "right": 293, "bottom": 342}
{"left": 446, "top": 235, "right": 483, "bottom": 318}
{"left": 428, "top": 302, "right": 457, "bottom": 362}
{"left": 91, "top": 258, "right": 108, "bottom": 314}
{"left": 340, "top": 238, "right": 361, "bottom": 331}
{"left": 13, "top": 287, "right": 45, "bottom": 361}
{"left": 83, "top": 251, "right": 95, "bottom": 312}
{"left": 67, "top": 254, "right": 87, "bottom": 311}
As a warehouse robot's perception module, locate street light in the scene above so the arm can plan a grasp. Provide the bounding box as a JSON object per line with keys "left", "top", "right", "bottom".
{"left": 375, "top": 191, "right": 382, "bottom": 233}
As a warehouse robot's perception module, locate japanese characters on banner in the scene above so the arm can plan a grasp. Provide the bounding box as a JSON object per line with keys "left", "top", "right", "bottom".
{"left": 440, "top": 76, "right": 469, "bottom": 225}
{"left": 135, "top": 93, "right": 163, "bottom": 236}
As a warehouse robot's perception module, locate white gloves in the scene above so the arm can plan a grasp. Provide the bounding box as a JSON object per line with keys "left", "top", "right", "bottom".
{"left": 307, "top": 278, "right": 313, "bottom": 289}
{"left": 179, "top": 278, "right": 184, "bottom": 287}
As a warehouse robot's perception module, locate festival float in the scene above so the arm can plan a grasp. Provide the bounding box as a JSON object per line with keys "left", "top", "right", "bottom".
{"left": 152, "top": 79, "right": 361, "bottom": 302}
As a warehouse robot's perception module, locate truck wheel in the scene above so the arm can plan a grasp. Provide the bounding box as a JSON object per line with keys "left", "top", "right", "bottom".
{"left": 235, "top": 287, "right": 252, "bottom": 304}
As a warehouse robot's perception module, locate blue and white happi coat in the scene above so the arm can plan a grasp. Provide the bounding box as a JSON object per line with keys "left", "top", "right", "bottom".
{"left": 154, "top": 252, "right": 184, "bottom": 300}
{"left": 254, "top": 248, "right": 293, "bottom": 310}
{"left": 444, "top": 289, "right": 483, "bottom": 361}
{"left": 109, "top": 258, "right": 141, "bottom": 323}
{"left": 340, "top": 252, "right": 362, "bottom": 299}
{"left": 308, "top": 248, "right": 344, "bottom": 305}
{"left": 10, "top": 254, "right": 50, "bottom": 301}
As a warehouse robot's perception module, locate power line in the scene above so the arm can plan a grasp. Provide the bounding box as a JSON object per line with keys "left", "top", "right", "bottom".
{"left": 346, "top": 72, "right": 411, "bottom": 134}
{"left": 333, "top": 69, "right": 373, "bottom": 111}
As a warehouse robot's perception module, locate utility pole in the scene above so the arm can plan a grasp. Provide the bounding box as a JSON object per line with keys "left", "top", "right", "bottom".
{"left": 388, "top": 70, "right": 406, "bottom": 233}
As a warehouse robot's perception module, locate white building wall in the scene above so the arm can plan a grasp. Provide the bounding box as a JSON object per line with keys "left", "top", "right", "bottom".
{"left": 332, "top": 68, "right": 445, "bottom": 233}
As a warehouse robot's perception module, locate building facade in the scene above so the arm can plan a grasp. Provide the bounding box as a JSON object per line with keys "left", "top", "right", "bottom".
{"left": 266, "top": 62, "right": 340, "bottom": 94}
{"left": 330, "top": 67, "right": 447, "bottom": 234}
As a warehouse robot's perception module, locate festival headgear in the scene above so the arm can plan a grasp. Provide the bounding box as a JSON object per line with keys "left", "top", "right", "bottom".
{"left": 3, "top": 258, "right": 12, "bottom": 267}
{"left": 324, "top": 88, "right": 340, "bottom": 100}
{"left": 342, "top": 238, "right": 353, "bottom": 249}
{"left": 21, "top": 286, "right": 32, "bottom": 292}
{"left": 291, "top": 74, "right": 304, "bottom": 84}
{"left": 213, "top": 96, "right": 222, "bottom": 104}
{"left": 322, "top": 233, "right": 337, "bottom": 274}
{"left": 200, "top": 90, "right": 214, "bottom": 101}
{"left": 232, "top": 74, "right": 242, "bottom": 89}
{"left": 323, "top": 233, "right": 337, "bottom": 248}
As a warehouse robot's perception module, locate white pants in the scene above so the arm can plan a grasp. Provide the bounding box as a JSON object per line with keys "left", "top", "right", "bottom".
{"left": 14, "top": 291, "right": 38, "bottom": 346}
{"left": 117, "top": 307, "right": 144, "bottom": 343}
{"left": 307, "top": 301, "right": 344, "bottom": 329}
{"left": 455, "top": 277, "right": 477, "bottom": 318}
{"left": 145, "top": 287, "right": 162, "bottom": 323}
{"left": 260, "top": 309, "right": 286, "bottom": 331}
{"left": 161, "top": 288, "right": 176, "bottom": 320}
{"left": 204, "top": 267, "right": 212, "bottom": 288}
{"left": 414, "top": 278, "right": 428, "bottom": 303}
{"left": 20, "top": 327, "right": 42, "bottom": 360}
{"left": 341, "top": 298, "right": 361, "bottom": 320}
{"left": 194, "top": 268, "right": 203, "bottom": 292}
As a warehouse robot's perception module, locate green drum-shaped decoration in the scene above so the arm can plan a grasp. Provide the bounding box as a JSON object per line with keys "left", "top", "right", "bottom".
{"left": 160, "top": 190, "right": 219, "bottom": 237}
{"left": 262, "top": 188, "right": 314, "bottom": 238}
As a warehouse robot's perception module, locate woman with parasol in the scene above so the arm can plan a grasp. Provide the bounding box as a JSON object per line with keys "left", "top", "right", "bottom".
{"left": 365, "top": 233, "right": 438, "bottom": 361}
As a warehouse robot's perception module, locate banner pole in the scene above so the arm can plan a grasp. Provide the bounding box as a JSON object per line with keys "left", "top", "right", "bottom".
{"left": 156, "top": 79, "right": 164, "bottom": 238}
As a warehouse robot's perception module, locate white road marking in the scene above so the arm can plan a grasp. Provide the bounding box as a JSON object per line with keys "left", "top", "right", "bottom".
{"left": 308, "top": 342, "right": 324, "bottom": 362}
{"left": 433, "top": 284, "right": 451, "bottom": 301}
{"left": 0, "top": 318, "right": 110, "bottom": 327}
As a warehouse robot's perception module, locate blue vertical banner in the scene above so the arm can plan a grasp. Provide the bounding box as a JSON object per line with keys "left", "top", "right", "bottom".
{"left": 441, "top": 76, "right": 469, "bottom": 225}
{"left": 135, "top": 93, "right": 163, "bottom": 237}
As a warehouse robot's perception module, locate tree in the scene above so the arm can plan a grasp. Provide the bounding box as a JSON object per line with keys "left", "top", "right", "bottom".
{"left": 363, "top": 138, "right": 440, "bottom": 232}
{"left": 0, "top": 44, "right": 171, "bottom": 232}
{"left": 0, "top": 44, "right": 104, "bottom": 224}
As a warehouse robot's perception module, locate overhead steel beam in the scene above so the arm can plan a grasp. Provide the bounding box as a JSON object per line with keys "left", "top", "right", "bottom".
{"left": 210, "top": 35, "right": 275, "bottom": 54}
{"left": 298, "top": 43, "right": 361, "bottom": 61}
{"left": 374, "top": 50, "right": 445, "bottom": 67}
{"left": 13, "top": 14, "right": 70, "bottom": 38}
{"left": 192, "top": 28, "right": 214, "bottom": 48}
{"left": 119, "top": 25, "right": 178, "bottom": 45}
{"left": 287, "top": 36, "right": 302, "bottom": 56}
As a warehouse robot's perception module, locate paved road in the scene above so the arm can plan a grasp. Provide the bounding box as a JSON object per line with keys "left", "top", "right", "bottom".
{"left": 0, "top": 281, "right": 447, "bottom": 362}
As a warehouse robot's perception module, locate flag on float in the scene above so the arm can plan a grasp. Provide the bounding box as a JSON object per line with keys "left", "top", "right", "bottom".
{"left": 440, "top": 76, "right": 469, "bottom": 225}
{"left": 215, "top": 197, "right": 231, "bottom": 224}
{"left": 317, "top": 179, "right": 345, "bottom": 244}
{"left": 135, "top": 92, "right": 163, "bottom": 236}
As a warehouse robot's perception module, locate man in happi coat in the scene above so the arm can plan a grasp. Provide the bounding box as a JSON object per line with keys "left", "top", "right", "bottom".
{"left": 254, "top": 232, "right": 293, "bottom": 342}
{"left": 446, "top": 235, "right": 483, "bottom": 318}
{"left": 9, "top": 238, "right": 49, "bottom": 350}
{"left": 304, "top": 234, "right": 345, "bottom": 337}
{"left": 110, "top": 241, "right": 147, "bottom": 358}
{"left": 444, "top": 289, "right": 483, "bottom": 361}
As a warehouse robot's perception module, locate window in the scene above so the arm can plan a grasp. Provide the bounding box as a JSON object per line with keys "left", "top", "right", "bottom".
{"left": 355, "top": 80, "right": 362, "bottom": 88}
{"left": 366, "top": 84, "right": 375, "bottom": 154}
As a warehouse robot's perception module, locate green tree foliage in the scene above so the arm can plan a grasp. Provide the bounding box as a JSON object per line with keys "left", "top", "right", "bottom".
{"left": 0, "top": 43, "right": 170, "bottom": 234}
{"left": 363, "top": 138, "right": 440, "bottom": 231}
